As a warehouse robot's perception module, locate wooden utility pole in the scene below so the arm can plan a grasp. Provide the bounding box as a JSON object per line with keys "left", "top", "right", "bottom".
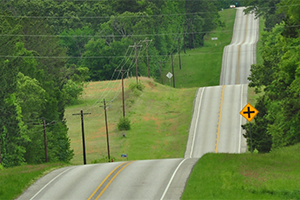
{"left": 183, "top": 21, "right": 186, "bottom": 54}
{"left": 72, "top": 110, "right": 91, "bottom": 165}
{"left": 129, "top": 43, "right": 142, "bottom": 84}
{"left": 178, "top": 38, "right": 182, "bottom": 70}
{"left": 103, "top": 99, "right": 111, "bottom": 162}
{"left": 191, "top": 19, "right": 195, "bottom": 49}
{"left": 142, "top": 38, "right": 152, "bottom": 78}
{"left": 42, "top": 118, "right": 48, "bottom": 162}
{"left": 159, "top": 60, "right": 166, "bottom": 84}
{"left": 32, "top": 118, "right": 55, "bottom": 163}
{"left": 117, "top": 69, "right": 127, "bottom": 117}
{"left": 171, "top": 53, "right": 175, "bottom": 88}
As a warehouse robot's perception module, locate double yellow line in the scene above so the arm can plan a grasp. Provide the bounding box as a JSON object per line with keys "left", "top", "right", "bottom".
{"left": 215, "top": 85, "right": 225, "bottom": 153}
{"left": 88, "top": 161, "right": 134, "bottom": 200}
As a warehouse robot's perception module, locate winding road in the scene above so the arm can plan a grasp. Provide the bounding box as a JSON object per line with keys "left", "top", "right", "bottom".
{"left": 17, "top": 7, "right": 259, "bottom": 200}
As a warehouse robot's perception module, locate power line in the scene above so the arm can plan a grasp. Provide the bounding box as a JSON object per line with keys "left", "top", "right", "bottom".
{"left": 3, "top": 23, "right": 300, "bottom": 39}
{"left": 1, "top": 3, "right": 300, "bottom": 20}
{"left": 2, "top": 46, "right": 300, "bottom": 60}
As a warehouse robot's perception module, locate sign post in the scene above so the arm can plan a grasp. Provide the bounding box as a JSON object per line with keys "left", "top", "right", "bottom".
{"left": 240, "top": 103, "right": 259, "bottom": 153}
{"left": 166, "top": 72, "right": 173, "bottom": 87}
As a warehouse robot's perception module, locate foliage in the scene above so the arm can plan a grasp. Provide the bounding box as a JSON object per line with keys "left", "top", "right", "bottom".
{"left": 91, "top": 155, "right": 117, "bottom": 163}
{"left": 129, "top": 81, "right": 145, "bottom": 92}
{"left": 244, "top": 0, "right": 300, "bottom": 152}
{"left": 243, "top": 0, "right": 285, "bottom": 30}
{"left": 117, "top": 117, "right": 131, "bottom": 131}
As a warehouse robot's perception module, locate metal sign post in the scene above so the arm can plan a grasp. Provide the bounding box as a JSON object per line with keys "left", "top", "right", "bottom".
{"left": 240, "top": 103, "right": 259, "bottom": 153}
{"left": 166, "top": 72, "right": 173, "bottom": 87}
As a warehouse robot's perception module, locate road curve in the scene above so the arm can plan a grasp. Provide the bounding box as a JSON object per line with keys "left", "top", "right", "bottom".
{"left": 17, "top": 7, "right": 258, "bottom": 200}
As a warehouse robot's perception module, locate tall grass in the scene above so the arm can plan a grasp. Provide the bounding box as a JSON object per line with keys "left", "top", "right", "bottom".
{"left": 0, "top": 163, "right": 67, "bottom": 200}
{"left": 181, "top": 144, "right": 300, "bottom": 199}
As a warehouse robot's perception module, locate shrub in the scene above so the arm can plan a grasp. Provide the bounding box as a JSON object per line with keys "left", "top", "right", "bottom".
{"left": 117, "top": 117, "right": 131, "bottom": 131}
{"left": 129, "top": 81, "right": 145, "bottom": 91}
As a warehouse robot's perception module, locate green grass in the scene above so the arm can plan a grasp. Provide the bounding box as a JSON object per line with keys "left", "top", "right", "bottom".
{"left": 181, "top": 144, "right": 300, "bottom": 199}
{"left": 0, "top": 163, "right": 68, "bottom": 200}
{"left": 66, "top": 77, "right": 197, "bottom": 164}
{"left": 161, "top": 9, "right": 236, "bottom": 88}
{"left": 65, "top": 10, "right": 237, "bottom": 165}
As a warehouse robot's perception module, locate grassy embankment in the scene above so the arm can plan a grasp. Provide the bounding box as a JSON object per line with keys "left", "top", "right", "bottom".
{"left": 66, "top": 8, "right": 237, "bottom": 165}
{"left": 181, "top": 144, "right": 300, "bottom": 199}
{"left": 0, "top": 163, "right": 67, "bottom": 200}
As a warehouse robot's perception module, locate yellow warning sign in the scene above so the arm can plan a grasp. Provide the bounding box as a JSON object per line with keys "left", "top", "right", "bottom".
{"left": 240, "top": 103, "right": 259, "bottom": 122}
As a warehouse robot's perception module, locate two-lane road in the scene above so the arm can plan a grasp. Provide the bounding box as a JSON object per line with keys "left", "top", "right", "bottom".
{"left": 17, "top": 7, "right": 258, "bottom": 200}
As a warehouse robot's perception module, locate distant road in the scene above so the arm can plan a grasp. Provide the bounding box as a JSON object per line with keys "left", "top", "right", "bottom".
{"left": 17, "top": 7, "right": 258, "bottom": 200}
{"left": 220, "top": 7, "right": 259, "bottom": 85}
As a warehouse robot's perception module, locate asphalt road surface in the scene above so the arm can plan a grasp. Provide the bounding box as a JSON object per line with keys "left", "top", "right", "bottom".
{"left": 17, "top": 7, "right": 258, "bottom": 200}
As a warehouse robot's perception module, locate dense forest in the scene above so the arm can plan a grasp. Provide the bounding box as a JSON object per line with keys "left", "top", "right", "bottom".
{"left": 0, "top": 0, "right": 240, "bottom": 167}
{"left": 243, "top": 0, "right": 300, "bottom": 153}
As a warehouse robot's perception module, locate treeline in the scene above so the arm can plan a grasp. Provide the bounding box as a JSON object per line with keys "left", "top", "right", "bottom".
{"left": 243, "top": 0, "right": 300, "bottom": 152}
{"left": 0, "top": 0, "right": 226, "bottom": 167}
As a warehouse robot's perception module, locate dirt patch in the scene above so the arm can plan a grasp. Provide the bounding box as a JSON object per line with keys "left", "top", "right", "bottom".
{"left": 143, "top": 113, "right": 161, "bottom": 131}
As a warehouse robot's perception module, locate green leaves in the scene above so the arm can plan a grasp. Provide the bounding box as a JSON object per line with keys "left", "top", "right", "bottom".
{"left": 247, "top": 1, "right": 300, "bottom": 152}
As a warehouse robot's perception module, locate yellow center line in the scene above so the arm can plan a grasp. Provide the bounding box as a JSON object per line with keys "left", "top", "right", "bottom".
{"left": 215, "top": 85, "right": 225, "bottom": 153}
{"left": 236, "top": 14, "right": 249, "bottom": 84}
{"left": 87, "top": 161, "right": 133, "bottom": 200}
{"left": 94, "top": 161, "right": 134, "bottom": 200}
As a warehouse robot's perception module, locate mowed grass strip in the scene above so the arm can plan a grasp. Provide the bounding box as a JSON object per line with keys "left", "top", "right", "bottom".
{"left": 0, "top": 163, "right": 67, "bottom": 200}
{"left": 162, "top": 8, "right": 236, "bottom": 88}
{"left": 181, "top": 144, "right": 300, "bottom": 199}
{"left": 65, "top": 77, "right": 197, "bottom": 164}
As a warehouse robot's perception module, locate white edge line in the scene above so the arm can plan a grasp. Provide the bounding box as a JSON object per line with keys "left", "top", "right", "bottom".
{"left": 238, "top": 84, "right": 244, "bottom": 153}
{"left": 190, "top": 87, "right": 205, "bottom": 158}
{"left": 29, "top": 167, "right": 73, "bottom": 200}
{"left": 160, "top": 159, "right": 187, "bottom": 200}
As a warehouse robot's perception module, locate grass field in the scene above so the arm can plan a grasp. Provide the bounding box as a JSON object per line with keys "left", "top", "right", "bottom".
{"left": 0, "top": 163, "right": 67, "bottom": 200}
{"left": 181, "top": 144, "right": 300, "bottom": 199}
{"left": 161, "top": 8, "right": 236, "bottom": 88}
{"left": 66, "top": 9, "right": 237, "bottom": 164}
{"left": 66, "top": 78, "right": 197, "bottom": 164}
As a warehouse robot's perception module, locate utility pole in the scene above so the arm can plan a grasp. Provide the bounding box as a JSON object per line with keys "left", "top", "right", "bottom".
{"left": 42, "top": 118, "right": 48, "bottom": 162}
{"left": 178, "top": 38, "right": 182, "bottom": 70}
{"left": 117, "top": 69, "right": 127, "bottom": 117}
{"left": 142, "top": 38, "right": 152, "bottom": 78}
{"left": 171, "top": 53, "right": 175, "bottom": 88}
{"left": 72, "top": 110, "right": 91, "bottom": 165}
{"left": 159, "top": 60, "right": 166, "bottom": 84}
{"left": 191, "top": 19, "right": 195, "bottom": 49}
{"left": 129, "top": 43, "right": 142, "bottom": 84}
{"left": 103, "top": 99, "right": 111, "bottom": 162}
{"left": 183, "top": 21, "right": 186, "bottom": 54}
{"left": 32, "top": 118, "right": 55, "bottom": 163}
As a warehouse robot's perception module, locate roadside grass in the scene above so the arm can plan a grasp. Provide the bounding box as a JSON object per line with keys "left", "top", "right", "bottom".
{"left": 181, "top": 144, "right": 300, "bottom": 200}
{"left": 161, "top": 8, "right": 236, "bottom": 88}
{"left": 65, "top": 77, "right": 197, "bottom": 164}
{"left": 0, "top": 163, "right": 68, "bottom": 200}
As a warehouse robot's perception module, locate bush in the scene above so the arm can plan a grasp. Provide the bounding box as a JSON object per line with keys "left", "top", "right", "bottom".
{"left": 91, "top": 155, "right": 116, "bottom": 163}
{"left": 0, "top": 164, "right": 3, "bottom": 170}
{"left": 117, "top": 117, "right": 131, "bottom": 131}
{"left": 129, "top": 81, "right": 145, "bottom": 91}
